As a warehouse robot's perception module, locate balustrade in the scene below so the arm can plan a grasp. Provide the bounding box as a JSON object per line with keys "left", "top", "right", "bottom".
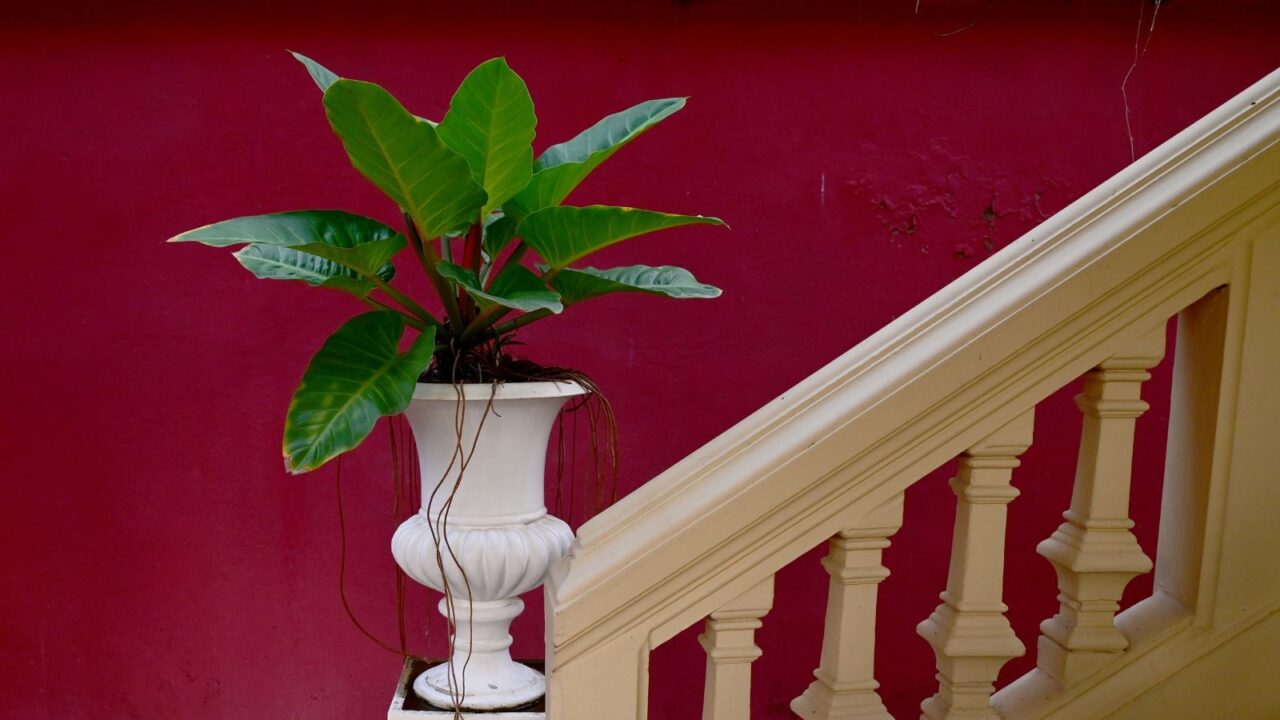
{"left": 540, "top": 71, "right": 1280, "bottom": 720}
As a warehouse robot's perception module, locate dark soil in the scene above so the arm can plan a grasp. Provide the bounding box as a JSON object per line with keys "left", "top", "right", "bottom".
{"left": 419, "top": 347, "right": 583, "bottom": 385}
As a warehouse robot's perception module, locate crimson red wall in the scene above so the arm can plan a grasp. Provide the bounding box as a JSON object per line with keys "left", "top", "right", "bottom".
{"left": 3, "top": 2, "right": 1277, "bottom": 718}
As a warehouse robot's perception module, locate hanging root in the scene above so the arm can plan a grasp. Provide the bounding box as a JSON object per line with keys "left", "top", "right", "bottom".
{"left": 414, "top": 358, "right": 501, "bottom": 717}
{"left": 560, "top": 372, "right": 620, "bottom": 523}
{"left": 335, "top": 455, "right": 428, "bottom": 662}
{"left": 487, "top": 359, "right": 620, "bottom": 525}
{"left": 422, "top": 356, "right": 620, "bottom": 718}
{"left": 389, "top": 419, "right": 408, "bottom": 654}
{"left": 420, "top": 331, "right": 621, "bottom": 523}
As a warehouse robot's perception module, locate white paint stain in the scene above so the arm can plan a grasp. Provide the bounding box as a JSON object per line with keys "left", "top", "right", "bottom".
{"left": 820, "top": 173, "right": 827, "bottom": 206}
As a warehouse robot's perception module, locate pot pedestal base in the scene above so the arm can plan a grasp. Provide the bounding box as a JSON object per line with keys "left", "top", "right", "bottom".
{"left": 414, "top": 650, "right": 545, "bottom": 707}
{"left": 389, "top": 658, "right": 545, "bottom": 720}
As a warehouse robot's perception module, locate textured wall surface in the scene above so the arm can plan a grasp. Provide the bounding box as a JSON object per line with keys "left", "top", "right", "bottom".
{"left": 2, "top": 1, "right": 1277, "bottom": 718}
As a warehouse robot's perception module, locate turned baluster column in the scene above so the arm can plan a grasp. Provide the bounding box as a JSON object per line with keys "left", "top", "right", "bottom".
{"left": 791, "top": 494, "right": 904, "bottom": 720}
{"left": 917, "top": 409, "right": 1033, "bottom": 720}
{"left": 1036, "top": 326, "right": 1165, "bottom": 687}
{"left": 699, "top": 576, "right": 775, "bottom": 720}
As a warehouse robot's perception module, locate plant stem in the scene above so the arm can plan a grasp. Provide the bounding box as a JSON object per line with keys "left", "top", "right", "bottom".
{"left": 456, "top": 222, "right": 483, "bottom": 320}
{"left": 484, "top": 239, "right": 527, "bottom": 283}
{"left": 404, "top": 212, "right": 464, "bottom": 331}
{"left": 464, "top": 218, "right": 483, "bottom": 274}
{"left": 492, "top": 308, "right": 553, "bottom": 336}
{"left": 370, "top": 277, "right": 439, "bottom": 327}
{"left": 504, "top": 242, "right": 529, "bottom": 271}
{"left": 468, "top": 256, "right": 556, "bottom": 339}
{"left": 457, "top": 304, "right": 506, "bottom": 343}
{"left": 363, "top": 297, "right": 431, "bottom": 331}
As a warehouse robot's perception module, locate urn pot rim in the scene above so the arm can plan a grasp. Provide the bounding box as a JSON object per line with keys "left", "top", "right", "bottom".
{"left": 412, "top": 379, "right": 586, "bottom": 401}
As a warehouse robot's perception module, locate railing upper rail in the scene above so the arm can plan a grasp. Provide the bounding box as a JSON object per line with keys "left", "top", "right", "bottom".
{"left": 546, "top": 68, "right": 1280, "bottom": 679}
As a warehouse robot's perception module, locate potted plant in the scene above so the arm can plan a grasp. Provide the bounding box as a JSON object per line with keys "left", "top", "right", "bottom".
{"left": 169, "top": 54, "right": 726, "bottom": 710}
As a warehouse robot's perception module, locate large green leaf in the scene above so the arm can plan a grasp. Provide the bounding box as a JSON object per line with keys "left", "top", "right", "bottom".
{"left": 283, "top": 312, "right": 436, "bottom": 473}
{"left": 437, "top": 58, "right": 536, "bottom": 216}
{"left": 294, "top": 234, "right": 406, "bottom": 277}
{"left": 168, "top": 210, "right": 399, "bottom": 249}
{"left": 550, "top": 265, "right": 720, "bottom": 304}
{"left": 232, "top": 244, "right": 392, "bottom": 296}
{"left": 519, "top": 205, "right": 726, "bottom": 269}
{"left": 291, "top": 51, "right": 339, "bottom": 92}
{"left": 436, "top": 261, "right": 563, "bottom": 314}
{"left": 507, "top": 97, "right": 685, "bottom": 216}
{"left": 323, "top": 79, "right": 487, "bottom": 237}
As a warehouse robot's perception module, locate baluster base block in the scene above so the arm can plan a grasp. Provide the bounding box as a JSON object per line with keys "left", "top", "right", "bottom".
{"left": 1035, "top": 634, "right": 1124, "bottom": 688}
{"left": 791, "top": 675, "right": 892, "bottom": 719}
{"left": 921, "top": 696, "right": 1002, "bottom": 720}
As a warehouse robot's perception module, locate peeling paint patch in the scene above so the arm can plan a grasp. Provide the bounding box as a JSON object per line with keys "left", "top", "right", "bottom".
{"left": 840, "top": 138, "right": 1073, "bottom": 257}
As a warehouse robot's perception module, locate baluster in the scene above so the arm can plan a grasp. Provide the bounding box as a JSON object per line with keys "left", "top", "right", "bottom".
{"left": 1036, "top": 326, "right": 1166, "bottom": 687}
{"left": 917, "top": 409, "right": 1034, "bottom": 720}
{"left": 791, "top": 493, "right": 904, "bottom": 720}
{"left": 700, "top": 575, "right": 775, "bottom": 720}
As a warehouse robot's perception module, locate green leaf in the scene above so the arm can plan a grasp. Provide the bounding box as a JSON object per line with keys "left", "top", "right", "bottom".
{"left": 434, "top": 260, "right": 481, "bottom": 289}
{"left": 170, "top": 210, "right": 402, "bottom": 296}
{"left": 294, "top": 234, "right": 406, "bottom": 277}
{"left": 283, "top": 312, "right": 436, "bottom": 473}
{"left": 519, "top": 205, "right": 726, "bottom": 269}
{"left": 507, "top": 97, "right": 685, "bottom": 216}
{"left": 550, "top": 265, "right": 720, "bottom": 304}
{"left": 437, "top": 58, "right": 536, "bottom": 216}
{"left": 436, "top": 261, "right": 563, "bottom": 314}
{"left": 535, "top": 98, "right": 684, "bottom": 170}
{"left": 323, "top": 79, "right": 487, "bottom": 238}
{"left": 168, "top": 210, "right": 400, "bottom": 249}
{"left": 482, "top": 214, "right": 519, "bottom": 258}
{"left": 232, "top": 244, "right": 393, "bottom": 297}
{"left": 321, "top": 275, "right": 382, "bottom": 296}
{"left": 291, "top": 51, "right": 339, "bottom": 92}
{"left": 289, "top": 55, "right": 435, "bottom": 125}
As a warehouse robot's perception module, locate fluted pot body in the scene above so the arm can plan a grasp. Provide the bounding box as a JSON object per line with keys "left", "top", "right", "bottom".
{"left": 391, "top": 381, "right": 583, "bottom": 711}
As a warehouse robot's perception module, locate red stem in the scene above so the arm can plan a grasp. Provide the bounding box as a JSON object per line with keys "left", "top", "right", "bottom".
{"left": 463, "top": 223, "right": 482, "bottom": 275}
{"left": 458, "top": 222, "right": 483, "bottom": 320}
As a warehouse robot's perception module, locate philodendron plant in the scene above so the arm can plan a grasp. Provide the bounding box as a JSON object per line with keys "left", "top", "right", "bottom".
{"left": 171, "top": 54, "right": 726, "bottom": 474}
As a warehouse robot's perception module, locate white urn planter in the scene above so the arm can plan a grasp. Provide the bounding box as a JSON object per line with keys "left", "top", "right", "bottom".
{"left": 390, "top": 380, "right": 584, "bottom": 710}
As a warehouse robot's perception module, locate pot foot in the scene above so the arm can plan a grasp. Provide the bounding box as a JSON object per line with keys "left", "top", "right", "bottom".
{"left": 415, "top": 660, "right": 545, "bottom": 711}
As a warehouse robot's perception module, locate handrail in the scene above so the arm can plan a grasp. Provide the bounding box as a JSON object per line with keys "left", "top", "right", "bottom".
{"left": 546, "top": 67, "right": 1280, "bottom": 690}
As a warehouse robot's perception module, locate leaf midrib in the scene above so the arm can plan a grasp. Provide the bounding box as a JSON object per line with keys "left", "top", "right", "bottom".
{"left": 292, "top": 339, "right": 406, "bottom": 465}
